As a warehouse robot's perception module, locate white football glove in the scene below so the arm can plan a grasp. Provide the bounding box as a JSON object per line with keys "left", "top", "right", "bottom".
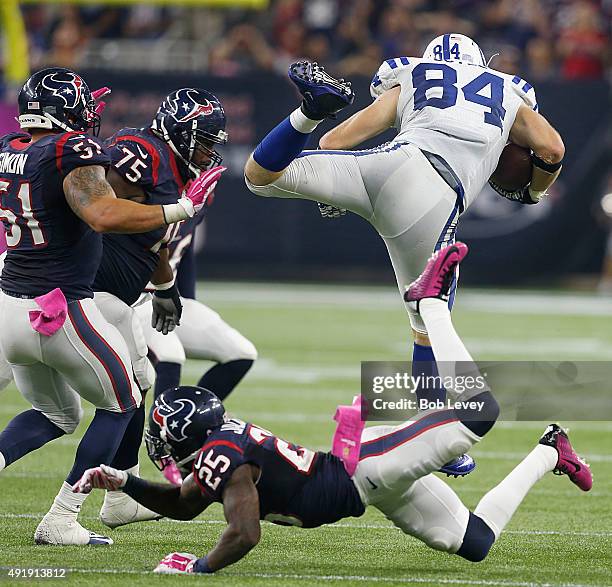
{"left": 72, "top": 464, "right": 128, "bottom": 494}
{"left": 154, "top": 552, "right": 197, "bottom": 574}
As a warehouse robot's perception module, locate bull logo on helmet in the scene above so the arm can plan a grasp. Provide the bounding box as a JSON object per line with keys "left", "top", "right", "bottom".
{"left": 41, "top": 72, "right": 84, "bottom": 109}
{"left": 171, "top": 89, "right": 214, "bottom": 123}
{"left": 152, "top": 398, "right": 196, "bottom": 443}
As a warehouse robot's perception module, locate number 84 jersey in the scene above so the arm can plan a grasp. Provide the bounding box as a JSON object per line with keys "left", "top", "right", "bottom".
{"left": 192, "top": 418, "right": 365, "bottom": 528}
{"left": 371, "top": 57, "right": 538, "bottom": 208}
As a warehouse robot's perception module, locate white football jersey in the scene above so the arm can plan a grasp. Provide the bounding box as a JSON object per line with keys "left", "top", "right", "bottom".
{"left": 370, "top": 57, "right": 538, "bottom": 207}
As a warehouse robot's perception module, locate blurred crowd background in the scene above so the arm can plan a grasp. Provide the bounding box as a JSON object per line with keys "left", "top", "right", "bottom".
{"left": 16, "top": 0, "right": 611, "bottom": 81}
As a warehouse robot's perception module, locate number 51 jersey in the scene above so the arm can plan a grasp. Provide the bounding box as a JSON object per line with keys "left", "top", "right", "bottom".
{"left": 371, "top": 57, "right": 538, "bottom": 208}
{"left": 0, "top": 132, "right": 110, "bottom": 299}
{"left": 192, "top": 418, "right": 365, "bottom": 528}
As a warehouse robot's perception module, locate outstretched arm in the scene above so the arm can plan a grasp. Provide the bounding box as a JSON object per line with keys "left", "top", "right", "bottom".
{"left": 319, "top": 86, "right": 400, "bottom": 150}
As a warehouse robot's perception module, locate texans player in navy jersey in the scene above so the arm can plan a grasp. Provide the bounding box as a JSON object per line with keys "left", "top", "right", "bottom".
{"left": 90, "top": 88, "right": 232, "bottom": 525}
{"left": 75, "top": 245, "right": 592, "bottom": 573}
{"left": 0, "top": 67, "right": 221, "bottom": 546}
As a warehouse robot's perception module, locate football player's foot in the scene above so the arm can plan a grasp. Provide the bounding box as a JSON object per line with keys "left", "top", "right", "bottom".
{"left": 100, "top": 491, "right": 162, "bottom": 529}
{"left": 439, "top": 453, "right": 476, "bottom": 477}
{"left": 161, "top": 457, "right": 183, "bottom": 486}
{"left": 404, "top": 242, "right": 468, "bottom": 312}
{"left": 34, "top": 512, "right": 112, "bottom": 545}
{"left": 539, "top": 424, "right": 592, "bottom": 491}
{"left": 288, "top": 61, "right": 354, "bottom": 120}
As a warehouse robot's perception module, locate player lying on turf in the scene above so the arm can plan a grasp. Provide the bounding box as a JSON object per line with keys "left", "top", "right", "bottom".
{"left": 73, "top": 242, "right": 592, "bottom": 573}
{"left": 244, "top": 34, "right": 565, "bottom": 478}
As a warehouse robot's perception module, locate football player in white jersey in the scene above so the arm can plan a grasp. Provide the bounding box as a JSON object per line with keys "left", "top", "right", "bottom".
{"left": 244, "top": 34, "right": 564, "bottom": 477}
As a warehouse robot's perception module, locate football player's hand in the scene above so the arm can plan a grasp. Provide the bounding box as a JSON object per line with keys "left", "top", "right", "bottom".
{"left": 154, "top": 552, "right": 197, "bottom": 574}
{"left": 152, "top": 284, "right": 182, "bottom": 334}
{"left": 72, "top": 464, "right": 128, "bottom": 494}
{"left": 91, "top": 87, "right": 111, "bottom": 116}
{"left": 177, "top": 166, "right": 226, "bottom": 218}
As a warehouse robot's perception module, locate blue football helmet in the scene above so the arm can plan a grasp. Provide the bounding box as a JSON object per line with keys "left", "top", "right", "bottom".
{"left": 17, "top": 67, "right": 100, "bottom": 135}
{"left": 145, "top": 386, "right": 226, "bottom": 473}
{"left": 150, "top": 88, "right": 228, "bottom": 180}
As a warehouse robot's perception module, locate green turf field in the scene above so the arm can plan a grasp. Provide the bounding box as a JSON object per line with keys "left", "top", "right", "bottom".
{"left": 1, "top": 283, "right": 611, "bottom": 587}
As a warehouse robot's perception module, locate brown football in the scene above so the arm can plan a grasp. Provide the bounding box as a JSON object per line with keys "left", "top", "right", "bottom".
{"left": 490, "top": 143, "right": 532, "bottom": 191}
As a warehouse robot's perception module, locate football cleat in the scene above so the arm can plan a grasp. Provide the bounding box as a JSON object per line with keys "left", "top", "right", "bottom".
{"left": 34, "top": 513, "right": 113, "bottom": 545}
{"left": 404, "top": 242, "right": 468, "bottom": 312}
{"left": 99, "top": 490, "right": 162, "bottom": 529}
{"left": 288, "top": 61, "right": 354, "bottom": 120}
{"left": 439, "top": 453, "right": 476, "bottom": 477}
{"left": 539, "top": 424, "right": 592, "bottom": 491}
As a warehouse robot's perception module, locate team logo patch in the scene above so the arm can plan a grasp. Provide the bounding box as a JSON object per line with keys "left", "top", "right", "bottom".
{"left": 152, "top": 398, "right": 196, "bottom": 443}
{"left": 41, "top": 72, "right": 84, "bottom": 109}
{"left": 171, "top": 88, "right": 214, "bottom": 123}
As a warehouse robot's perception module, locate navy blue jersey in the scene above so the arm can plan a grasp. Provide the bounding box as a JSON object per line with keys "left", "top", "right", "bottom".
{"left": 0, "top": 131, "right": 109, "bottom": 299}
{"left": 93, "top": 128, "right": 185, "bottom": 304}
{"left": 192, "top": 419, "right": 365, "bottom": 528}
{"left": 169, "top": 215, "right": 202, "bottom": 299}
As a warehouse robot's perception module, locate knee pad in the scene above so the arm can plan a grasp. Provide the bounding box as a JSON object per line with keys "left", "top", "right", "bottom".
{"left": 455, "top": 391, "right": 500, "bottom": 438}
{"left": 456, "top": 513, "right": 495, "bottom": 562}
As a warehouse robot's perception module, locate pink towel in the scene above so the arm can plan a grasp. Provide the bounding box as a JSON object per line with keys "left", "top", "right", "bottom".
{"left": 331, "top": 394, "right": 366, "bottom": 476}
{"left": 29, "top": 288, "right": 67, "bottom": 336}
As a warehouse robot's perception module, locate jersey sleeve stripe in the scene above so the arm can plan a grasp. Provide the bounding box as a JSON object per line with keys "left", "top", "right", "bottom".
{"left": 521, "top": 81, "right": 533, "bottom": 93}
{"left": 110, "top": 135, "right": 160, "bottom": 186}
{"left": 385, "top": 59, "right": 398, "bottom": 70}
{"left": 371, "top": 74, "right": 382, "bottom": 88}
{"left": 54, "top": 131, "right": 79, "bottom": 174}
{"left": 399, "top": 56, "right": 410, "bottom": 65}
{"left": 512, "top": 75, "right": 522, "bottom": 85}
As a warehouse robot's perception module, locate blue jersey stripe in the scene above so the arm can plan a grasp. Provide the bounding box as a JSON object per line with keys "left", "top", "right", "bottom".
{"left": 385, "top": 58, "right": 398, "bottom": 70}
{"left": 512, "top": 75, "right": 522, "bottom": 85}
{"left": 359, "top": 410, "right": 457, "bottom": 460}
{"left": 521, "top": 81, "right": 533, "bottom": 93}
{"left": 399, "top": 56, "right": 410, "bottom": 65}
{"left": 371, "top": 74, "right": 382, "bottom": 87}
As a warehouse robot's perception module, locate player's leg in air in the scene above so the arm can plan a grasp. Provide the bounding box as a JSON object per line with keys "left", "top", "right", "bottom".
{"left": 244, "top": 61, "right": 471, "bottom": 477}
{"left": 352, "top": 242, "right": 592, "bottom": 562}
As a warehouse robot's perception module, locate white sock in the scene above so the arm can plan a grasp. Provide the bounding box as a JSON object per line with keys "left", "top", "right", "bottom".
{"left": 289, "top": 107, "right": 323, "bottom": 133}
{"left": 0, "top": 452, "right": 5, "bottom": 472}
{"left": 474, "top": 444, "right": 557, "bottom": 539}
{"left": 419, "top": 298, "right": 473, "bottom": 363}
{"left": 49, "top": 481, "right": 88, "bottom": 516}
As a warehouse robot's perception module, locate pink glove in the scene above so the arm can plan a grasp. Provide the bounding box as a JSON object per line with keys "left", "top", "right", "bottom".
{"left": 72, "top": 464, "right": 128, "bottom": 494}
{"left": 91, "top": 87, "right": 111, "bottom": 116}
{"left": 154, "top": 552, "right": 197, "bottom": 574}
{"left": 183, "top": 165, "right": 226, "bottom": 215}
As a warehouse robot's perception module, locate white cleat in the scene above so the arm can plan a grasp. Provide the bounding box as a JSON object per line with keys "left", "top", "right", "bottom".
{"left": 100, "top": 490, "right": 162, "bottom": 529}
{"left": 34, "top": 512, "right": 113, "bottom": 545}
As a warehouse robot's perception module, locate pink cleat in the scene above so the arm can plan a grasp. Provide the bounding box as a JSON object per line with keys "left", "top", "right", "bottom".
{"left": 332, "top": 395, "right": 366, "bottom": 476}
{"left": 161, "top": 458, "right": 183, "bottom": 486}
{"left": 404, "top": 242, "right": 469, "bottom": 310}
{"left": 539, "top": 424, "right": 593, "bottom": 492}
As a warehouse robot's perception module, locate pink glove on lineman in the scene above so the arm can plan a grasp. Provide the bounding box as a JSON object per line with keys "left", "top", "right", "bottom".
{"left": 154, "top": 553, "right": 197, "bottom": 574}
{"left": 162, "top": 165, "right": 226, "bottom": 224}
{"left": 72, "top": 464, "right": 128, "bottom": 494}
{"left": 91, "top": 87, "right": 111, "bottom": 116}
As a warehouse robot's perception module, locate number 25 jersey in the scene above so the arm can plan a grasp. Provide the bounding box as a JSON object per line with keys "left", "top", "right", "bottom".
{"left": 192, "top": 418, "right": 365, "bottom": 528}
{"left": 0, "top": 131, "right": 110, "bottom": 299}
{"left": 371, "top": 57, "right": 538, "bottom": 207}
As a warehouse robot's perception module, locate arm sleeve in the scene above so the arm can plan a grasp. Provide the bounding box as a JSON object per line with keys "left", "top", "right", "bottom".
{"left": 55, "top": 133, "right": 111, "bottom": 176}
{"left": 370, "top": 57, "right": 410, "bottom": 99}
{"left": 176, "top": 238, "right": 196, "bottom": 300}
{"left": 508, "top": 75, "right": 538, "bottom": 112}
{"left": 192, "top": 441, "right": 246, "bottom": 502}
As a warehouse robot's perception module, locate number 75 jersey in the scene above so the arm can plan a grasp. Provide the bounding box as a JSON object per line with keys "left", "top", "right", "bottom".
{"left": 371, "top": 57, "right": 538, "bottom": 207}
{"left": 192, "top": 418, "right": 365, "bottom": 528}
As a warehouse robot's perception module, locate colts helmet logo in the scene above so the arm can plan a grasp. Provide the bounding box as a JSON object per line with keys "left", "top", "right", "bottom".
{"left": 152, "top": 398, "right": 196, "bottom": 443}
{"left": 41, "top": 72, "right": 84, "bottom": 109}
{"left": 173, "top": 89, "right": 214, "bottom": 123}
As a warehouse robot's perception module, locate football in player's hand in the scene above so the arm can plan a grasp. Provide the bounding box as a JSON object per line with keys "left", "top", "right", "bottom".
{"left": 490, "top": 143, "right": 532, "bottom": 191}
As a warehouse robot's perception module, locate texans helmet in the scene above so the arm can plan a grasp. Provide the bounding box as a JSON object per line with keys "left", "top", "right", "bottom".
{"left": 150, "top": 88, "right": 228, "bottom": 180}
{"left": 17, "top": 67, "right": 100, "bottom": 135}
{"left": 145, "top": 386, "right": 226, "bottom": 473}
